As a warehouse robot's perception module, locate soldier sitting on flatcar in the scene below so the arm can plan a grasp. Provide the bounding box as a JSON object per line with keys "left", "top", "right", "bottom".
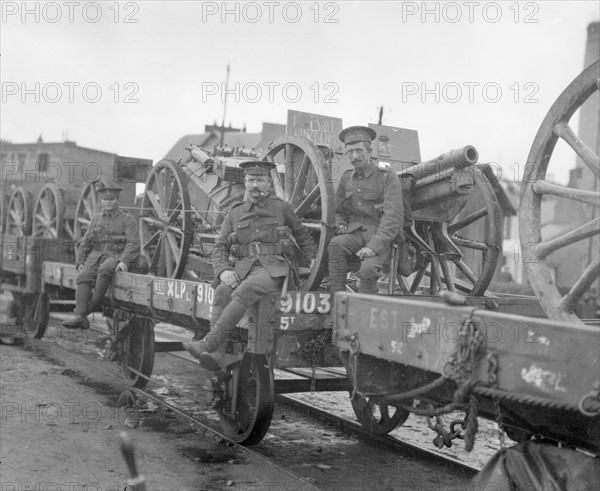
{"left": 63, "top": 187, "right": 147, "bottom": 329}
{"left": 182, "top": 160, "right": 317, "bottom": 372}
{"left": 328, "top": 126, "right": 404, "bottom": 295}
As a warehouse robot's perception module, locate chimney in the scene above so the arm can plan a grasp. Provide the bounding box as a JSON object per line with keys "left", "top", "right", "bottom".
{"left": 573, "top": 22, "right": 599, "bottom": 192}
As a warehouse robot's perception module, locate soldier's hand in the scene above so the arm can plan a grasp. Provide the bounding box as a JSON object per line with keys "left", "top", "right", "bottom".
{"left": 220, "top": 270, "right": 239, "bottom": 289}
{"left": 336, "top": 224, "right": 347, "bottom": 234}
{"left": 115, "top": 261, "right": 128, "bottom": 272}
{"left": 356, "top": 247, "right": 376, "bottom": 260}
{"left": 76, "top": 264, "right": 84, "bottom": 273}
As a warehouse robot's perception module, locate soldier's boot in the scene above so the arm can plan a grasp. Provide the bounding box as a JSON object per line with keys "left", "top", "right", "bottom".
{"left": 87, "top": 269, "right": 114, "bottom": 313}
{"left": 63, "top": 282, "right": 92, "bottom": 329}
{"left": 183, "top": 299, "right": 247, "bottom": 372}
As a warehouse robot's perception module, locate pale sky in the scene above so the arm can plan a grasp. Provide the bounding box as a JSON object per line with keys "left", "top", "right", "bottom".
{"left": 2, "top": 0, "right": 599, "bottom": 184}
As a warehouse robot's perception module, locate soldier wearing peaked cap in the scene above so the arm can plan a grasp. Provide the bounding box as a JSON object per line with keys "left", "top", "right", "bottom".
{"left": 63, "top": 186, "right": 147, "bottom": 329}
{"left": 182, "top": 160, "right": 317, "bottom": 371}
{"left": 328, "top": 125, "right": 404, "bottom": 295}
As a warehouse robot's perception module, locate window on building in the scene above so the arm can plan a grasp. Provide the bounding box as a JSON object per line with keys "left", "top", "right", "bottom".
{"left": 17, "top": 153, "right": 26, "bottom": 165}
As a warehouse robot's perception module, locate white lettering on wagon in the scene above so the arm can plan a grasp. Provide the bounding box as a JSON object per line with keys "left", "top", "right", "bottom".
{"left": 196, "top": 283, "right": 214, "bottom": 305}
{"left": 406, "top": 317, "right": 432, "bottom": 338}
{"left": 166, "top": 280, "right": 191, "bottom": 301}
{"left": 521, "top": 364, "right": 566, "bottom": 394}
{"left": 153, "top": 280, "right": 165, "bottom": 294}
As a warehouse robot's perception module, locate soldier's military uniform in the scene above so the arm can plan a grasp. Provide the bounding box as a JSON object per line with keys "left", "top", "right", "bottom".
{"left": 183, "top": 161, "right": 317, "bottom": 371}
{"left": 329, "top": 126, "right": 404, "bottom": 294}
{"left": 64, "top": 187, "right": 141, "bottom": 328}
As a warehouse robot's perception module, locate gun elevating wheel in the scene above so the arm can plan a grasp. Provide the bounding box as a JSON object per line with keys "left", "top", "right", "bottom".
{"left": 120, "top": 317, "right": 155, "bottom": 388}
{"left": 260, "top": 135, "right": 336, "bottom": 291}
{"left": 139, "top": 160, "right": 192, "bottom": 279}
{"left": 32, "top": 183, "right": 65, "bottom": 239}
{"left": 520, "top": 60, "right": 600, "bottom": 323}
{"left": 5, "top": 187, "right": 33, "bottom": 236}
{"left": 217, "top": 354, "right": 274, "bottom": 445}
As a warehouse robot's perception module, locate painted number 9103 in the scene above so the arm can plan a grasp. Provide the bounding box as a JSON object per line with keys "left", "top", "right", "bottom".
{"left": 280, "top": 292, "right": 331, "bottom": 314}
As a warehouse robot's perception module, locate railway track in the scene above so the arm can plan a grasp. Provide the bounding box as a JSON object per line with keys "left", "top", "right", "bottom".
{"left": 32, "top": 314, "right": 487, "bottom": 489}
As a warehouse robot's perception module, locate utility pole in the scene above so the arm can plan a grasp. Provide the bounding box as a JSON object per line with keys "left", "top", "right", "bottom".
{"left": 378, "top": 106, "right": 383, "bottom": 125}
{"left": 220, "top": 64, "right": 230, "bottom": 146}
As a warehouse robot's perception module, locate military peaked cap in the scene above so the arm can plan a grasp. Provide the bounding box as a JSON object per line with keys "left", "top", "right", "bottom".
{"left": 240, "top": 160, "right": 276, "bottom": 176}
{"left": 339, "top": 125, "right": 377, "bottom": 145}
{"left": 97, "top": 187, "right": 122, "bottom": 199}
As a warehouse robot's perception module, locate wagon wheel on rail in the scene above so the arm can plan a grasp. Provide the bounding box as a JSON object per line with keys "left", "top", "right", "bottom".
{"left": 260, "top": 135, "right": 336, "bottom": 291}
{"left": 5, "top": 187, "right": 33, "bottom": 236}
{"left": 32, "top": 183, "right": 65, "bottom": 239}
{"left": 351, "top": 395, "right": 410, "bottom": 436}
{"left": 119, "top": 317, "right": 155, "bottom": 388}
{"left": 408, "top": 167, "right": 502, "bottom": 296}
{"left": 74, "top": 181, "right": 104, "bottom": 240}
{"left": 139, "top": 160, "right": 192, "bottom": 278}
{"left": 217, "top": 354, "right": 274, "bottom": 445}
{"left": 520, "top": 60, "right": 600, "bottom": 324}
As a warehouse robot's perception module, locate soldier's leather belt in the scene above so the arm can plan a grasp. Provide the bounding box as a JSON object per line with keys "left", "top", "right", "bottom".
{"left": 242, "top": 241, "right": 284, "bottom": 258}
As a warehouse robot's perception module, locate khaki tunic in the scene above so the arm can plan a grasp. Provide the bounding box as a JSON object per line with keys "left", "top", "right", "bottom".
{"left": 212, "top": 194, "right": 316, "bottom": 281}
{"left": 76, "top": 208, "right": 140, "bottom": 267}
{"left": 335, "top": 161, "right": 404, "bottom": 254}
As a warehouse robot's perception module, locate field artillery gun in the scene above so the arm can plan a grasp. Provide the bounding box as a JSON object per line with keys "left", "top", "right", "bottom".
{"left": 335, "top": 60, "right": 600, "bottom": 485}
{"left": 137, "top": 123, "right": 504, "bottom": 299}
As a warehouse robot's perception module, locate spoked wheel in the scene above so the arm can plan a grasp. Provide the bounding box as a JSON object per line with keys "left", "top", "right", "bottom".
{"left": 408, "top": 167, "right": 502, "bottom": 295}
{"left": 139, "top": 160, "right": 192, "bottom": 278}
{"left": 74, "top": 181, "right": 103, "bottom": 240}
{"left": 120, "top": 317, "right": 155, "bottom": 388}
{"left": 260, "top": 135, "right": 335, "bottom": 291}
{"left": 351, "top": 394, "right": 410, "bottom": 436}
{"left": 217, "top": 354, "right": 274, "bottom": 445}
{"left": 5, "top": 187, "right": 33, "bottom": 236}
{"left": 33, "top": 183, "right": 65, "bottom": 239}
{"left": 520, "top": 60, "right": 600, "bottom": 324}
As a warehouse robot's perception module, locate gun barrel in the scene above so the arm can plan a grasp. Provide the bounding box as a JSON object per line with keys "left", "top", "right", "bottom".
{"left": 188, "top": 145, "right": 215, "bottom": 166}
{"left": 400, "top": 145, "right": 478, "bottom": 181}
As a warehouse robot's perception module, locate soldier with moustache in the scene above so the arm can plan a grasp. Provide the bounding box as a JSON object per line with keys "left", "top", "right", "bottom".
{"left": 328, "top": 126, "right": 404, "bottom": 295}
{"left": 183, "top": 160, "right": 317, "bottom": 372}
{"left": 63, "top": 187, "right": 145, "bottom": 329}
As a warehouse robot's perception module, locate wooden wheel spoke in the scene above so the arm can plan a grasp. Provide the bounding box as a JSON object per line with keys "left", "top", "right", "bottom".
{"left": 271, "top": 167, "right": 284, "bottom": 198}
{"left": 141, "top": 216, "right": 164, "bottom": 228}
{"left": 167, "top": 201, "right": 182, "bottom": 223}
{"left": 439, "top": 258, "right": 457, "bottom": 292}
{"left": 290, "top": 154, "right": 310, "bottom": 207}
{"left": 142, "top": 230, "right": 161, "bottom": 250}
{"left": 448, "top": 208, "right": 487, "bottom": 233}
{"left": 164, "top": 238, "right": 174, "bottom": 277}
{"left": 165, "top": 231, "right": 181, "bottom": 258}
{"left": 451, "top": 236, "right": 487, "bottom": 252}
{"left": 295, "top": 185, "right": 320, "bottom": 216}
{"left": 64, "top": 221, "right": 74, "bottom": 239}
{"left": 83, "top": 196, "right": 94, "bottom": 218}
{"left": 532, "top": 180, "right": 600, "bottom": 207}
{"left": 537, "top": 217, "right": 600, "bottom": 259}
{"left": 145, "top": 190, "right": 163, "bottom": 215}
{"left": 554, "top": 121, "right": 600, "bottom": 179}
{"left": 284, "top": 144, "right": 295, "bottom": 201}
{"left": 454, "top": 260, "right": 478, "bottom": 285}
{"left": 559, "top": 255, "right": 600, "bottom": 313}
{"left": 77, "top": 217, "right": 91, "bottom": 226}
{"left": 410, "top": 259, "right": 429, "bottom": 293}
{"left": 155, "top": 169, "right": 167, "bottom": 206}
{"left": 149, "top": 238, "right": 162, "bottom": 270}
